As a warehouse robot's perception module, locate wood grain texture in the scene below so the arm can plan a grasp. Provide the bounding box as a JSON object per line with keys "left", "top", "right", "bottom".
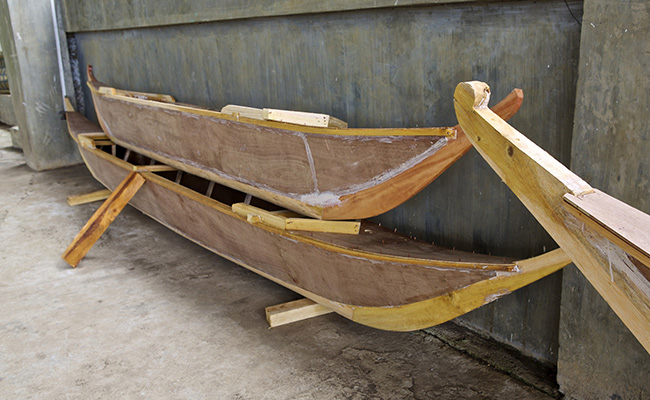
{"left": 65, "top": 118, "right": 570, "bottom": 329}
{"left": 454, "top": 81, "right": 650, "bottom": 353}
{"left": 564, "top": 191, "right": 650, "bottom": 271}
{"left": 62, "top": 171, "right": 145, "bottom": 267}
{"left": 88, "top": 74, "right": 521, "bottom": 220}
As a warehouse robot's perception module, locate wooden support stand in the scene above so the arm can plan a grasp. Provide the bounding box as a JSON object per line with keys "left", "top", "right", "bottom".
{"left": 67, "top": 189, "right": 112, "bottom": 206}
{"left": 265, "top": 298, "right": 334, "bottom": 328}
{"left": 62, "top": 171, "right": 145, "bottom": 267}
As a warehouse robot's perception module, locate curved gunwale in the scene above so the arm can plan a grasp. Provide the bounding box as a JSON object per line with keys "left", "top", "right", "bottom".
{"left": 66, "top": 106, "right": 570, "bottom": 331}
{"left": 87, "top": 68, "right": 455, "bottom": 138}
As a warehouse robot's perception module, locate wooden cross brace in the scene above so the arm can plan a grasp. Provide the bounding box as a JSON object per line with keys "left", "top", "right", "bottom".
{"left": 62, "top": 171, "right": 145, "bottom": 267}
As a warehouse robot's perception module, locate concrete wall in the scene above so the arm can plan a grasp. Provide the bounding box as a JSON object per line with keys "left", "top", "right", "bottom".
{"left": 0, "top": 94, "right": 16, "bottom": 126}
{"left": 0, "top": 0, "right": 80, "bottom": 170}
{"left": 557, "top": 0, "right": 650, "bottom": 398}
{"left": 62, "top": 0, "right": 583, "bottom": 366}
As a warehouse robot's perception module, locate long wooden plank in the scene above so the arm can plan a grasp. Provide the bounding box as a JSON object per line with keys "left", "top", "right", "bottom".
{"left": 62, "top": 171, "right": 145, "bottom": 267}
{"left": 67, "top": 189, "right": 112, "bottom": 206}
{"left": 265, "top": 298, "right": 334, "bottom": 328}
{"left": 454, "top": 80, "right": 650, "bottom": 353}
{"left": 232, "top": 203, "right": 360, "bottom": 234}
{"left": 563, "top": 190, "right": 650, "bottom": 270}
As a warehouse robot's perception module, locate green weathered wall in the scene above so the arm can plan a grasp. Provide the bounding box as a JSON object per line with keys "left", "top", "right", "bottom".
{"left": 64, "top": 0, "right": 583, "bottom": 364}
{"left": 62, "top": 0, "right": 494, "bottom": 32}
{"left": 558, "top": 1, "right": 650, "bottom": 398}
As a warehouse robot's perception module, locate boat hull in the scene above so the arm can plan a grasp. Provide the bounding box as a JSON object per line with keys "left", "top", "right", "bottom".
{"left": 87, "top": 68, "right": 523, "bottom": 220}
{"left": 66, "top": 109, "right": 568, "bottom": 331}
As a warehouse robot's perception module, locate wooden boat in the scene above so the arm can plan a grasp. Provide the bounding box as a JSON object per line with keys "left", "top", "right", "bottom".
{"left": 87, "top": 66, "right": 523, "bottom": 220}
{"left": 63, "top": 102, "right": 570, "bottom": 331}
{"left": 454, "top": 81, "right": 650, "bottom": 353}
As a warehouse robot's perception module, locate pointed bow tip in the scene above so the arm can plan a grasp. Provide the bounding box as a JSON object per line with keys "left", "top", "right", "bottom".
{"left": 87, "top": 65, "right": 98, "bottom": 82}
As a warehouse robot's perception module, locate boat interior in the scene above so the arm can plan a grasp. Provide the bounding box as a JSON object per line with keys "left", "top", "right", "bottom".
{"left": 85, "top": 135, "right": 517, "bottom": 271}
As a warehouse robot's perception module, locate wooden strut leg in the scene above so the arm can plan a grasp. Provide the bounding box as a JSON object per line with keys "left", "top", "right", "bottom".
{"left": 66, "top": 189, "right": 112, "bottom": 206}
{"left": 62, "top": 172, "right": 146, "bottom": 268}
{"left": 265, "top": 298, "right": 334, "bottom": 328}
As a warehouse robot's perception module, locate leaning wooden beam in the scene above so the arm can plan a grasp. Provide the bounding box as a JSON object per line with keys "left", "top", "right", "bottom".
{"left": 232, "top": 203, "right": 361, "bottom": 234}
{"left": 266, "top": 298, "right": 334, "bottom": 328}
{"left": 454, "top": 80, "right": 650, "bottom": 353}
{"left": 62, "top": 171, "right": 146, "bottom": 268}
{"left": 67, "top": 189, "right": 112, "bottom": 206}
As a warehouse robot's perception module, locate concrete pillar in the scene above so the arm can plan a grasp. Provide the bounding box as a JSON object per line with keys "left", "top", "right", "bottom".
{"left": 0, "top": 0, "right": 80, "bottom": 170}
{"left": 558, "top": 0, "right": 650, "bottom": 398}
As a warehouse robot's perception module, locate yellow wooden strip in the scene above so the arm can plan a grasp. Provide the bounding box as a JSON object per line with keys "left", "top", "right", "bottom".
{"left": 115, "top": 89, "right": 176, "bottom": 103}
{"left": 64, "top": 97, "right": 74, "bottom": 112}
{"left": 78, "top": 133, "right": 111, "bottom": 149}
{"left": 67, "top": 189, "right": 112, "bottom": 206}
{"left": 285, "top": 218, "right": 360, "bottom": 234}
{"left": 266, "top": 298, "right": 334, "bottom": 328}
{"left": 232, "top": 203, "right": 286, "bottom": 230}
{"left": 221, "top": 104, "right": 265, "bottom": 120}
{"left": 264, "top": 108, "right": 330, "bottom": 128}
{"left": 133, "top": 164, "right": 177, "bottom": 172}
{"left": 62, "top": 171, "right": 145, "bottom": 267}
{"left": 233, "top": 203, "right": 359, "bottom": 234}
{"left": 98, "top": 86, "right": 116, "bottom": 95}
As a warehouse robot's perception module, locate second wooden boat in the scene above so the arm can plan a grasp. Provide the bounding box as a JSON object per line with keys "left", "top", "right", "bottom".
{"left": 63, "top": 104, "right": 570, "bottom": 331}
{"left": 87, "top": 66, "right": 523, "bottom": 220}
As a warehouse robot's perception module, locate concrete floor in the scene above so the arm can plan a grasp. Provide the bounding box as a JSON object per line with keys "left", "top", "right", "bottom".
{"left": 0, "top": 129, "right": 554, "bottom": 399}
